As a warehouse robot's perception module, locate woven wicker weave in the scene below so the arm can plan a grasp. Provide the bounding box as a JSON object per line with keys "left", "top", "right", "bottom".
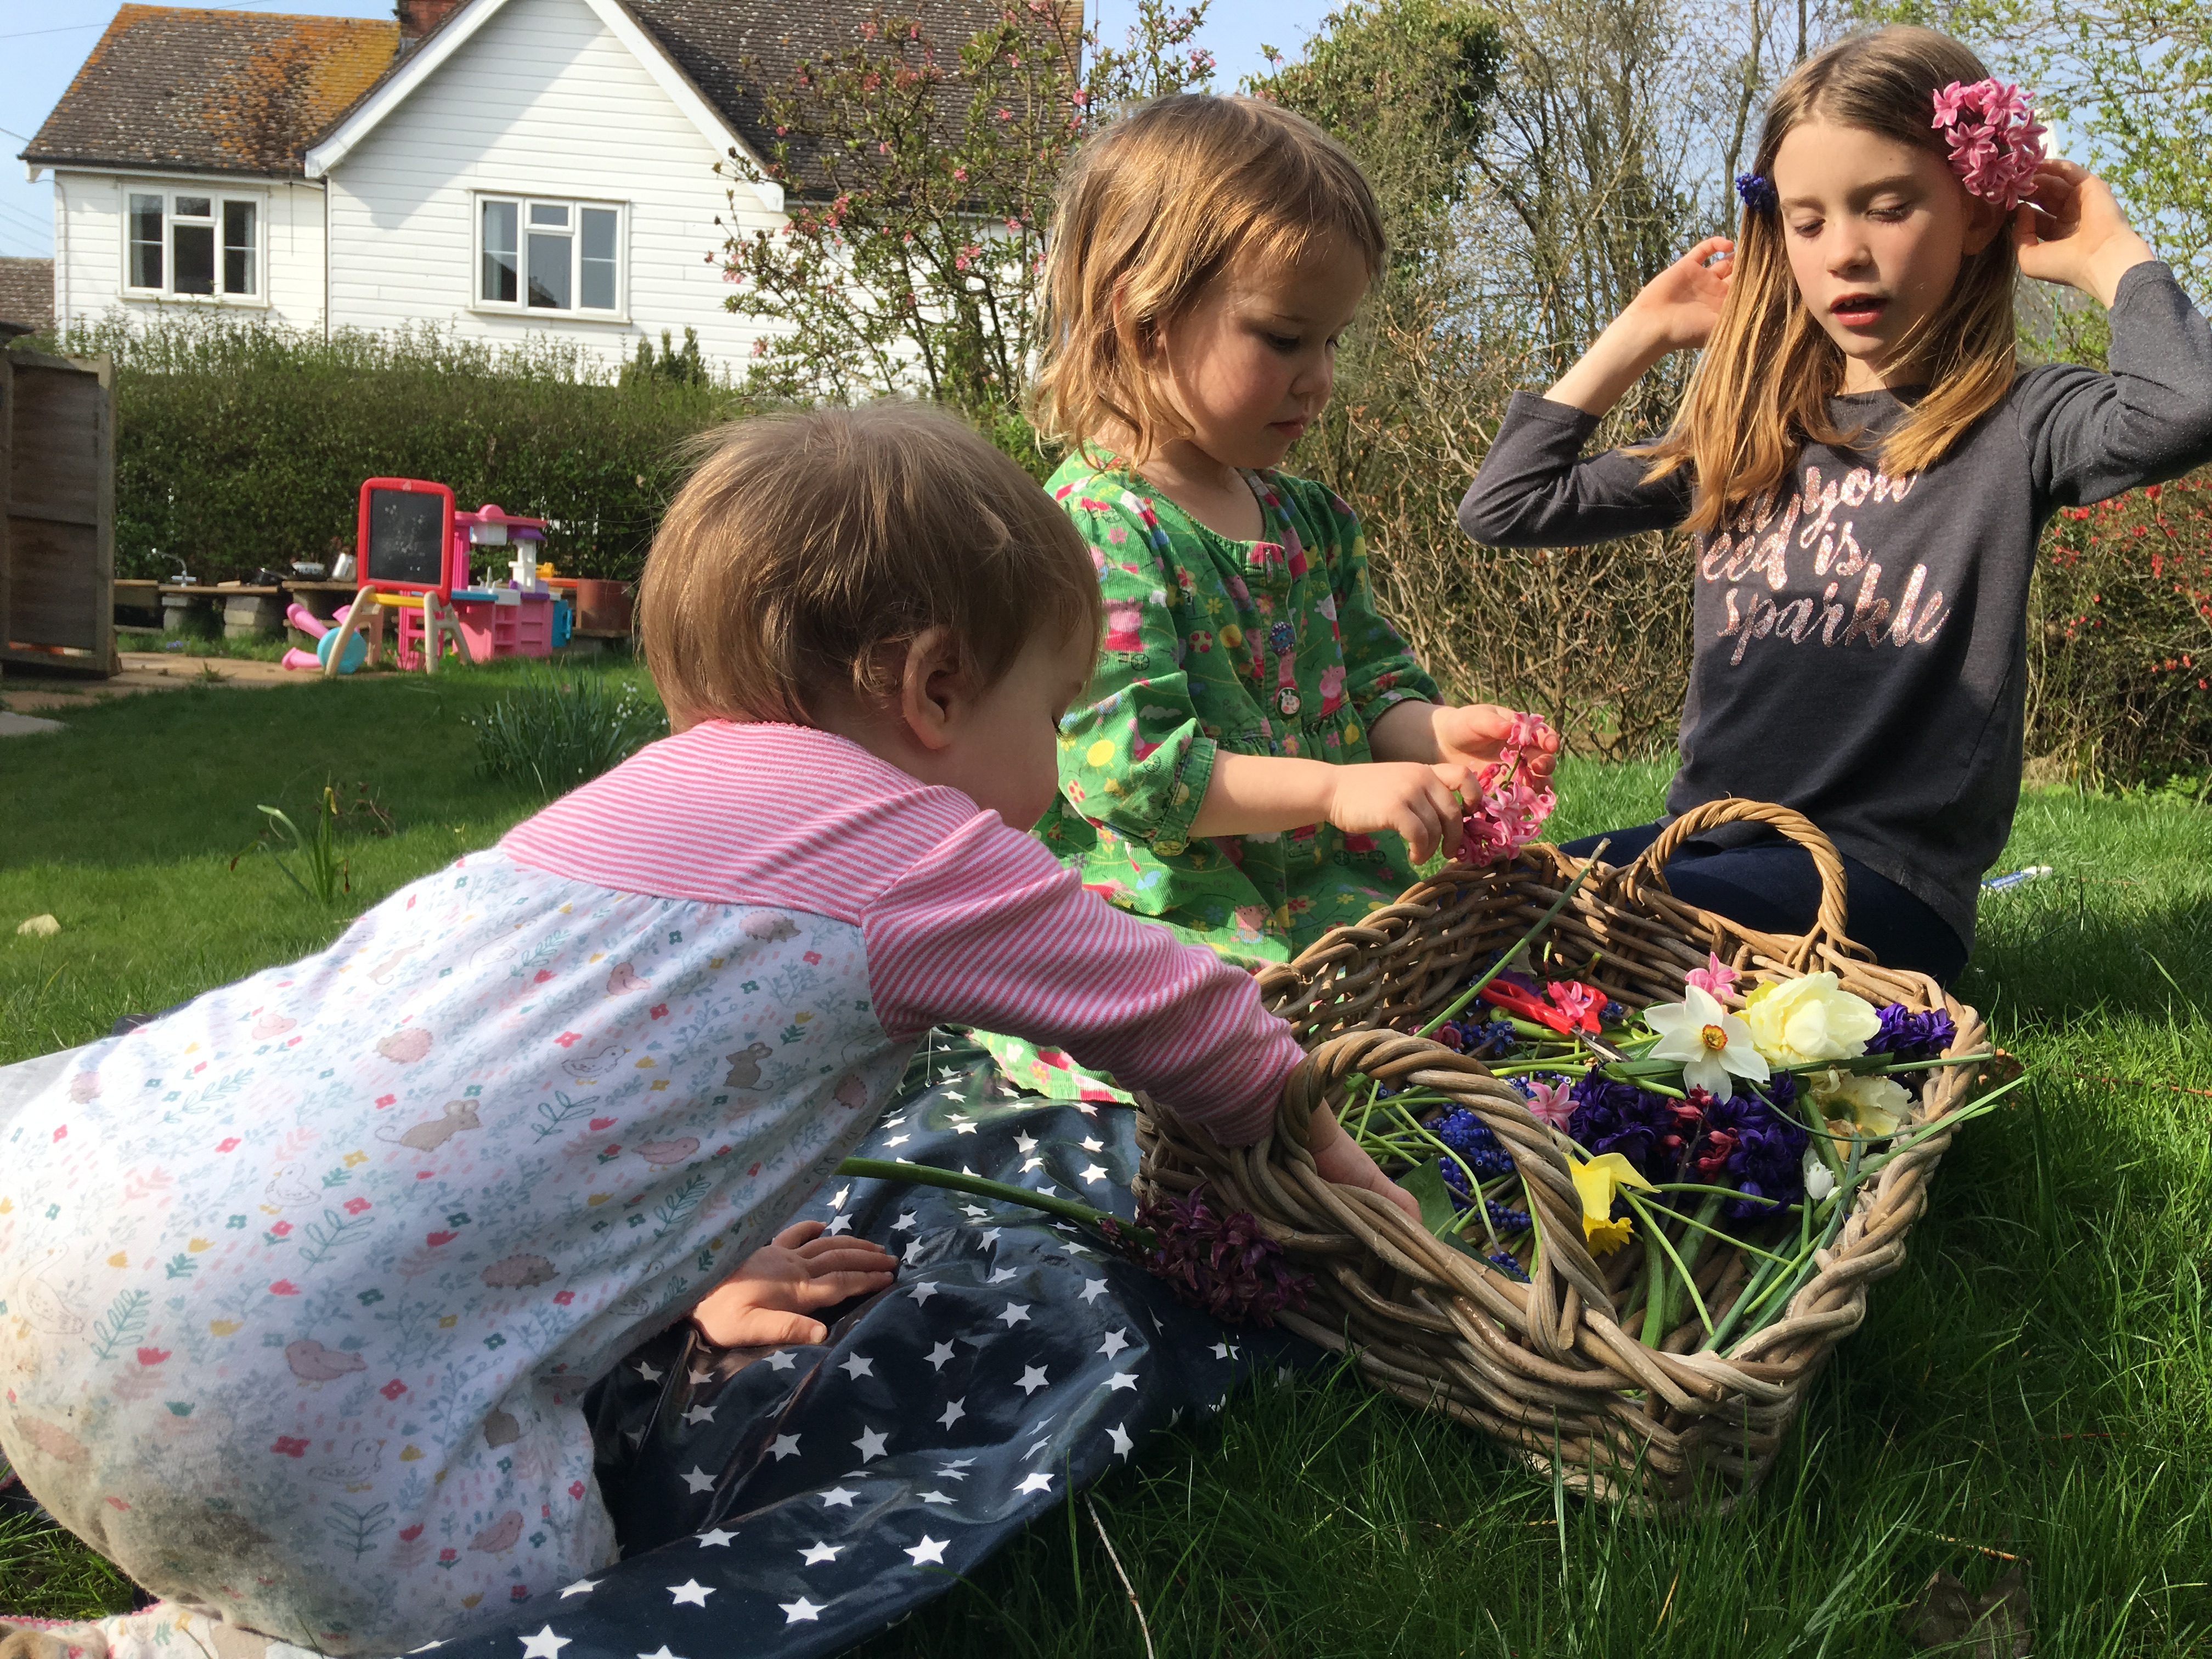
{"left": 1132, "top": 799, "right": 1991, "bottom": 1509}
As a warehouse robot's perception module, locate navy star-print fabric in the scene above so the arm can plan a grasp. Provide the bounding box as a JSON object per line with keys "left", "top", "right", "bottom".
{"left": 425, "top": 1032, "right": 1322, "bottom": 1659}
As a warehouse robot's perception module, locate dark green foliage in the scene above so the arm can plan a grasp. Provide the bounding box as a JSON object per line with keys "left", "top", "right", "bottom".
{"left": 464, "top": 666, "right": 671, "bottom": 797}
{"left": 52, "top": 319, "right": 747, "bottom": 585}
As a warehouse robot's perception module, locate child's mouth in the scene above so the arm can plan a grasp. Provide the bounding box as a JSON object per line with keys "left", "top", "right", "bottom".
{"left": 1830, "top": 293, "right": 1889, "bottom": 328}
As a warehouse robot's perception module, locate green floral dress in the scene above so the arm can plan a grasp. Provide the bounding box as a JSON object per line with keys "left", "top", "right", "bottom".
{"left": 978, "top": 456, "right": 1442, "bottom": 1102}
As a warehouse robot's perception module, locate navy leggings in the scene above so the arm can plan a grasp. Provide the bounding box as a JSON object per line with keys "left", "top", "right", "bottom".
{"left": 1558, "top": 820, "right": 1970, "bottom": 986}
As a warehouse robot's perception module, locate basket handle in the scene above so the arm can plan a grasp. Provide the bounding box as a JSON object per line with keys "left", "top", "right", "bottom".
{"left": 1614, "top": 798, "right": 1867, "bottom": 966}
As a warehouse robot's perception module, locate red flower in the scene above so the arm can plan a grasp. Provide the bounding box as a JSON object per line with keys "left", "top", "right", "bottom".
{"left": 269, "top": 1279, "right": 300, "bottom": 1295}
{"left": 269, "top": 1222, "right": 293, "bottom": 1238}
{"left": 553, "top": 1290, "right": 575, "bottom": 1306}
{"left": 342, "top": 1198, "right": 371, "bottom": 1215}
{"left": 272, "top": 1436, "right": 310, "bottom": 1457}
{"left": 426, "top": 1231, "right": 458, "bottom": 1246}
{"left": 215, "top": 1137, "right": 241, "bottom": 1153}
{"left": 569, "top": 1481, "right": 587, "bottom": 1499}
{"left": 380, "top": 1379, "right": 408, "bottom": 1400}
{"left": 136, "top": 1347, "right": 170, "bottom": 1365}
{"left": 399, "top": 1525, "right": 424, "bottom": 1542}
{"left": 555, "top": 1032, "right": 583, "bottom": 1048}
{"left": 376, "top": 1094, "right": 396, "bottom": 1109}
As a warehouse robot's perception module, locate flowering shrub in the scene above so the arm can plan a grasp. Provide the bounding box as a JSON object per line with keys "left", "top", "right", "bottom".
{"left": 2034, "top": 471, "right": 2212, "bottom": 784}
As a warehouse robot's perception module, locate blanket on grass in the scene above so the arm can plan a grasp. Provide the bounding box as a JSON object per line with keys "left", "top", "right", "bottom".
{"left": 0, "top": 1034, "right": 1322, "bottom": 1658}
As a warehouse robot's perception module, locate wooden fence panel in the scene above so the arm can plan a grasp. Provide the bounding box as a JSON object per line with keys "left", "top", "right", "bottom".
{"left": 1, "top": 348, "right": 115, "bottom": 675}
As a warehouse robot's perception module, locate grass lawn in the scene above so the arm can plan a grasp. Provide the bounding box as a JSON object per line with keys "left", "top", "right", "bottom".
{"left": 4, "top": 685, "right": 2210, "bottom": 1654}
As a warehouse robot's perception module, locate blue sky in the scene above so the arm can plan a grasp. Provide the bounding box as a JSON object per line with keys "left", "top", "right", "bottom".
{"left": 0, "top": 0, "right": 1334, "bottom": 262}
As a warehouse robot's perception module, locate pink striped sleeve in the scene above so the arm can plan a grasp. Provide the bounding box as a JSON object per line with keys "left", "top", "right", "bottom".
{"left": 862, "top": 816, "right": 1301, "bottom": 1146}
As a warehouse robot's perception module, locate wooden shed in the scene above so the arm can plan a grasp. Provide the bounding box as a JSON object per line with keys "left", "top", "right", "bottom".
{"left": 0, "top": 340, "right": 115, "bottom": 677}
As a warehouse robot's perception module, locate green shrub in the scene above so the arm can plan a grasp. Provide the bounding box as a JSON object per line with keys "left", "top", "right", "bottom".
{"left": 50, "top": 316, "right": 748, "bottom": 585}
{"left": 465, "top": 668, "right": 669, "bottom": 798}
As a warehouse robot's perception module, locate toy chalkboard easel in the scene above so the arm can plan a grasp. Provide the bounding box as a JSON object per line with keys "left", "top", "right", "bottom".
{"left": 324, "top": 478, "right": 464, "bottom": 678}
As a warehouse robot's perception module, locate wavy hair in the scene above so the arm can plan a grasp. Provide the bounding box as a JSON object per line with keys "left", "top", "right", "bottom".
{"left": 1641, "top": 26, "right": 2021, "bottom": 532}
{"left": 1030, "top": 94, "right": 1385, "bottom": 464}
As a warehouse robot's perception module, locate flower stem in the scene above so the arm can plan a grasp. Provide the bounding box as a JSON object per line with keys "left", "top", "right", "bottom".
{"left": 834, "top": 1157, "right": 1150, "bottom": 1246}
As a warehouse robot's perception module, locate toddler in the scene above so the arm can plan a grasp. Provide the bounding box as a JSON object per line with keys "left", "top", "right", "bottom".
{"left": 0, "top": 405, "right": 1408, "bottom": 1659}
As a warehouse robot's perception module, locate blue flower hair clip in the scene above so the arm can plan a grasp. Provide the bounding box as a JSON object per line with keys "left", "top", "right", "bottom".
{"left": 1735, "top": 172, "right": 1778, "bottom": 215}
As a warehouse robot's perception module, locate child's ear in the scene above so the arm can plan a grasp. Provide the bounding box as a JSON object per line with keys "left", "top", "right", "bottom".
{"left": 1961, "top": 194, "right": 2010, "bottom": 257}
{"left": 895, "top": 625, "right": 967, "bottom": 753}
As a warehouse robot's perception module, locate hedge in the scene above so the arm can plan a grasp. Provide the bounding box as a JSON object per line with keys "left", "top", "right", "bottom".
{"left": 48, "top": 318, "right": 744, "bottom": 584}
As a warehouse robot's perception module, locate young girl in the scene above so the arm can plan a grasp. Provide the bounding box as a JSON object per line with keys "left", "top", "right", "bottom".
{"left": 0, "top": 405, "right": 1412, "bottom": 1659}
{"left": 982, "top": 95, "right": 1556, "bottom": 1099}
{"left": 1460, "top": 26, "right": 2212, "bottom": 983}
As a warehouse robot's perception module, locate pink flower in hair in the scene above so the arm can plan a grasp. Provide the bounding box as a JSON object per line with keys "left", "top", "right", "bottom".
{"left": 1930, "top": 77, "right": 2047, "bottom": 211}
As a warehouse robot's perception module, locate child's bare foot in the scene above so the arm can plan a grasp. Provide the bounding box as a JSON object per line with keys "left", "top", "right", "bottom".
{"left": 689, "top": 1221, "right": 899, "bottom": 1346}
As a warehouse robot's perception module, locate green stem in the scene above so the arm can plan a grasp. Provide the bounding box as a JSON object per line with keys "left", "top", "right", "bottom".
{"left": 1640, "top": 1221, "right": 1667, "bottom": 1348}
{"left": 1623, "top": 1191, "right": 1713, "bottom": 1336}
{"left": 836, "top": 1158, "right": 1145, "bottom": 1244}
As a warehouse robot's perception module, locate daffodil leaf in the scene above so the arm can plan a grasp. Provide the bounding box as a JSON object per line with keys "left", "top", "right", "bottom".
{"left": 1400, "top": 1165, "right": 1486, "bottom": 1260}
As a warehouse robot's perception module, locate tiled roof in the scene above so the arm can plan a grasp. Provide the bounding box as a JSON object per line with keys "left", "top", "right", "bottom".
{"left": 22, "top": 6, "right": 400, "bottom": 178}
{"left": 0, "top": 258, "right": 54, "bottom": 335}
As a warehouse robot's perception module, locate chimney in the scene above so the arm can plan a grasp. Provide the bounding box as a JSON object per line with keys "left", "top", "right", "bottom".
{"left": 396, "top": 0, "right": 464, "bottom": 44}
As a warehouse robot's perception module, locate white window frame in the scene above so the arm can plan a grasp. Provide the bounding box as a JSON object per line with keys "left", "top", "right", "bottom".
{"left": 471, "top": 193, "right": 629, "bottom": 323}
{"left": 118, "top": 183, "right": 268, "bottom": 306}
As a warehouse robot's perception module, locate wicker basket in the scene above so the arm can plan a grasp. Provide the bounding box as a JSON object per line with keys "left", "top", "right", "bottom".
{"left": 1132, "top": 799, "right": 1993, "bottom": 1509}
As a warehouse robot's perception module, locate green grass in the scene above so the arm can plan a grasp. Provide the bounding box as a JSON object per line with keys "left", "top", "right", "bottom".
{"left": 3, "top": 725, "right": 2210, "bottom": 1652}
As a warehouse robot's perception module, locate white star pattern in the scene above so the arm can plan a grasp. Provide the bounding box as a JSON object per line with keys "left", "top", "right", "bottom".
{"left": 1078, "top": 1279, "right": 1108, "bottom": 1305}
{"left": 1023, "top": 1436, "right": 1051, "bottom": 1458}
{"left": 680, "top": 1466, "right": 715, "bottom": 1494}
{"left": 1079, "top": 1164, "right": 1108, "bottom": 1186}
{"left": 1039, "top": 1184, "right": 1059, "bottom": 1197}
{"left": 1108, "top": 1424, "right": 1133, "bottom": 1460}
{"left": 840, "top": 1353, "right": 874, "bottom": 1380}
{"left": 1020, "top": 1157, "right": 1044, "bottom": 1173}
{"left": 1098, "top": 1329, "right": 1130, "bottom": 1358}
{"left": 780, "top": 1599, "right": 824, "bottom": 1623}
{"left": 680, "top": 1403, "right": 715, "bottom": 1426}
{"left": 799, "top": 1542, "right": 842, "bottom": 1565}
{"left": 557, "top": 1580, "right": 599, "bottom": 1599}
{"left": 634, "top": 1362, "right": 663, "bottom": 1383}
{"left": 853, "top": 1426, "right": 889, "bottom": 1461}
{"left": 961, "top": 1205, "right": 989, "bottom": 1221}
{"left": 884, "top": 1133, "right": 910, "bottom": 1149}
{"left": 953, "top": 1120, "right": 979, "bottom": 1135}
{"left": 695, "top": 1530, "right": 735, "bottom": 1548}
{"left": 831, "top": 1185, "right": 850, "bottom": 1210}
{"left": 766, "top": 1350, "right": 797, "bottom": 1371}
{"left": 987, "top": 1267, "right": 1018, "bottom": 1284}
{"left": 1015, "top": 1133, "right": 1037, "bottom": 1154}
{"left": 926, "top": 1341, "right": 956, "bottom": 1371}
{"left": 687, "top": 1367, "right": 713, "bottom": 1386}
{"left": 769, "top": 1435, "right": 802, "bottom": 1461}
{"left": 1015, "top": 1365, "right": 1049, "bottom": 1396}
{"left": 980, "top": 1228, "right": 1002, "bottom": 1249}
{"left": 667, "top": 1580, "right": 712, "bottom": 1608}
{"left": 1075, "top": 1101, "right": 1099, "bottom": 1116}
{"left": 920, "top": 1490, "right": 955, "bottom": 1505}
{"left": 637, "top": 1647, "right": 684, "bottom": 1659}
{"left": 1081, "top": 1137, "right": 1103, "bottom": 1153}
{"left": 937, "top": 1459, "right": 974, "bottom": 1480}
{"left": 902, "top": 1239, "right": 928, "bottom": 1266}
{"left": 997, "top": 1302, "right": 1031, "bottom": 1327}
{"left": 1107, "top": 1371, "right": 1138, "bottom": 1391}
{"left": 1210, "top": 1342, "right": 1240, "bottom": 1361}
{"left": 1015, "top": 1472, "right": 1054, "bottom": 1496}
{"left": 891, "top": 1212, "right": 918, "bottom": 1233}
{"left": 820, "top": 1487, "right": 858, "bottom": 1508}
{"left": 906, "top": 1536, "right": 950, "bottom": 1566}
{"left": 824, "top": 1215, "right": 854, "bottom": 1235}
{"left": 520, "top": 1628, "right": 571, "bottom": 1658}
{"left": 938, "top": 1397, "right": 966, "bottom": 1429}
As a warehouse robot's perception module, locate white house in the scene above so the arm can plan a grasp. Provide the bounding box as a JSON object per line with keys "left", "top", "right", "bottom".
{"left": 22, "top": 0, "right": 1001, "bottom": 371}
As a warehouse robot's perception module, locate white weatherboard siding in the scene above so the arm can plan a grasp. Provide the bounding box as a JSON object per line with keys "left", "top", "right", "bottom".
{"left": 322, "top": 0, "right": 779, "bottom": 371}
{"left": 49, "top": 170, "right": 326, "bottom": 333}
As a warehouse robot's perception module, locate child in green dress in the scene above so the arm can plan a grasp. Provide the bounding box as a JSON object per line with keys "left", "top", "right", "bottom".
{"left": 986, "top": 94, "right": 1557, "bottom": 1101}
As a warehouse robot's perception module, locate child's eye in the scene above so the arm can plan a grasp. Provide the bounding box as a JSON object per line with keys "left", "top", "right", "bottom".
{"left": 1265, "top": 333, "right": 1301, "bottom": 352}
{"left": 1788, "top": 219, "right": 1822, "bottom": 239}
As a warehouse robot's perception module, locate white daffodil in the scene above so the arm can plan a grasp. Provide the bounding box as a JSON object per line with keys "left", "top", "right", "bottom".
{"left": 1807, "top": 1066, "right": 1912, "bottom": 1138}
{"left": 1740, "top": 973, "right": 1881, "bottom": 1067}
{"left": 1801, "top": 1145, "right": 1837, "bottom": 1202}
{"left": 1645, "top": 984, "right": 1770, "bottom": 1101}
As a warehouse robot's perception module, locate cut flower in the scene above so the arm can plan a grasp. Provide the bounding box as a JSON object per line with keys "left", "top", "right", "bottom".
{"left": 1740, "top": 973, "right": 1880, "bottom": 1068}
{"left": 1570, "top": 1150, "right": 1652, "bottom": 1257}
{"left": 1808, "top": 1066, "right": 1911, "bottom": 1138}
{"left": 1646, "top": 984, "right": 1770, "bottom": 1101}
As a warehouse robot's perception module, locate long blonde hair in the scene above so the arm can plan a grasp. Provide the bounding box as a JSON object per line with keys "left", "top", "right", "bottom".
{"left": 1642, "top": 26, "right": 2021, "bottom": 532}
{"left": 1030, "top": 94, "right": 1385, "bottom": 465}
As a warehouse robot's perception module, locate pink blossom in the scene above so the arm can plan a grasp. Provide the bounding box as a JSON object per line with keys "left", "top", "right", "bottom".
{"left": 1521, "top": 1077, "right": 1576, "bottom": 1128}
{"left": 1684, "top": 950, "right": 1737, "bottom": 998}
{"left": 1929, "top": 78, "right": 2046, "bottom": 210}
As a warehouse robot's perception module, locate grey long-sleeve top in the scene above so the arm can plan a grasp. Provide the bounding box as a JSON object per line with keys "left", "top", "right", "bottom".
{"left": 1459, "top": 262, "right": 2212, "bottom": 950}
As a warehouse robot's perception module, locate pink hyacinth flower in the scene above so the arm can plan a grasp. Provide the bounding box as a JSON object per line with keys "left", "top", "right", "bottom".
{"left": 1931, "top": 78, "right": 2047, "bottom": 212}
{"left": 1522, "top": 1077, "right": 1575, "bottom": 1129}
{"left": 1684, "top": 951, "right": 1736, "bottom": 998}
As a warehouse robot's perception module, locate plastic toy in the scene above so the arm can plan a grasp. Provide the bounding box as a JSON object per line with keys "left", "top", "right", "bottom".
{"left": 281, "top": 601, "right": 369, "bottom": 674}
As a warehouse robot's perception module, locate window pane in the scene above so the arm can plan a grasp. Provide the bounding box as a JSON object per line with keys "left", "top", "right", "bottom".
{"left": 174, "top": 195, "right": 212, "bottom": 218}
{"left": 222, "top": 200, "right": 256, "bottom": 295}
{"left": 579, "top": 208, "right": 617, "bottom": 310}
{"left": 482, "top": 200, "right": 518, "bottom": 303}
{"left": 128, "top": 194, "right": 163, "bottom": 289}
{"left": 526, "top": 232, "right": 570, "bottom": 309}
{"left": 528, "top": 202, "right": 569, "bottom": 227}
{"left": 173, "top": 221, "right": 215, "bottom": 295}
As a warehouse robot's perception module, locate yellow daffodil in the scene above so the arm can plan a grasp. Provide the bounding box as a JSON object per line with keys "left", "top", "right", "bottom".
{"left": 1740, "top": 973, "right": 1881, "bottom": 1066}
{"left": 1645, "top": 984, "right": 1769, "bottom": 1100}
{"left": 1570, "top": 1152, "right": 1652, "bottom": 1257}
{"left": 1807, "top": 1066, "right": 1910, "bottom": 1137}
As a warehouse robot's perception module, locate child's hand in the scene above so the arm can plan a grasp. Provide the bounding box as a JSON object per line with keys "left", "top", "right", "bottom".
{"left": 1428, "top": 703, "right": 1560, "bottom": 782}
{"left": 1308, "top": 1104, "right": 1421, "bottom": 1223}
{"left": 1620, "top": 235, "right": 1736, "bottom": 352}
{"left": 690, "top": 1221, "right": 898, "bottom": 1347}
{"left": 1325, "top": 760, "right": 1471, "bottom": 864}
{"left": 2013, "top": 159, "right": 2156, "bottom": 308}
